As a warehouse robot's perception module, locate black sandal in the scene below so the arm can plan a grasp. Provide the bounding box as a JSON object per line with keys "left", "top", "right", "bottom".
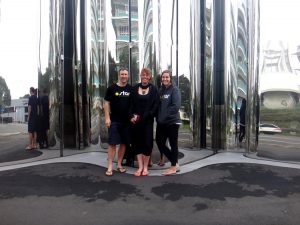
{"left": 116, "top": 167, "right": 126, "bottom": 173}
{"left": 105, "top": 170, "right": 113, "bottom": 176}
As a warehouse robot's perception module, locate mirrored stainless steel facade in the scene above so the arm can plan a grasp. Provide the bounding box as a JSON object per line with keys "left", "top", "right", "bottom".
{"left": 38, "top": 0, "right": 260, "bottom": 152}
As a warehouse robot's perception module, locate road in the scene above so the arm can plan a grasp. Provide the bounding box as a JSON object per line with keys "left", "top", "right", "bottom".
{"left": 258, "top": 134, "right": 300, "bottom": 161}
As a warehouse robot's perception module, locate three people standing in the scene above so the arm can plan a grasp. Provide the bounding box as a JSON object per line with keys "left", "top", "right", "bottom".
{"left": 104, "top": 68, "right": 182, "bottom": 176}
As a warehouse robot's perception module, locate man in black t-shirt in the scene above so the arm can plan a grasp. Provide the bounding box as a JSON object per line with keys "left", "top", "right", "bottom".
{"left": 104, "top": 68, "right": 131, "bottom": 176}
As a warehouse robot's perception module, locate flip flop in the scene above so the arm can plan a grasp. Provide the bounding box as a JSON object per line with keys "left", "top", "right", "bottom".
{"left": 25, "top": 146, "right": 32, "bottom": 150}
{"left": 134, "top": 170, "right": 142, "bottom": 177}
{"left": 142, "top": 171, "right": 149, "bottom": 176}
{"left": 116, "top": 167, "right": 126, "bottom": 173}
{"left": 105, "top": 170, "right": 113, "bottom": 176}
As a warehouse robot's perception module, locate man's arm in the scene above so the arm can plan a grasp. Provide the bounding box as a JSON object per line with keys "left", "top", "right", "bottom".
{"left": 103, "top": 100, "right": 111, "bottom": 128}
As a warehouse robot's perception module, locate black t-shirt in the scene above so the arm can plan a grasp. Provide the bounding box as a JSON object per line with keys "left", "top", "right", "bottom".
{"left": 28, "top": 95, "right": 38, "bottom": 118}
{"left": 104, "top": 83, "right": 131, "bottom": 123}
{"left": 41, "top": 95, "right": 49, "bottom": 118}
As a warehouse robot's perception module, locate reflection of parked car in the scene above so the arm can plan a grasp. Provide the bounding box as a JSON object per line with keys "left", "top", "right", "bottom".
{"left": 259, "top": 124, "right": 282, "bottom": 134}
{"left": 179, "top": 109, "right": 189, "bottom": 123}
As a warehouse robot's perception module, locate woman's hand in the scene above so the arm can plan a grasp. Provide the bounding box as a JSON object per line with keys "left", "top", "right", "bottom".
{"left": 131, "top": 114, "right": 140, "bottom": 124}
{"left": 105, "top": 118, "right": 111, "bottom": 128}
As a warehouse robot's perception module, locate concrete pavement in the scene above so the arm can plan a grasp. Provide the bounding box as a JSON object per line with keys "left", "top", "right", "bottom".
{"left": 1, "top": 123, "right": 300, "bottom": 224}
{"left": 0, "top": 155, "right": 300, "bottom": 225}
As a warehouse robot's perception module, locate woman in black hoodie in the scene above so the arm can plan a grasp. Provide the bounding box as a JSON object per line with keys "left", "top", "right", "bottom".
{"left": 156, "top": 70, "right": 181, "bottom": 175}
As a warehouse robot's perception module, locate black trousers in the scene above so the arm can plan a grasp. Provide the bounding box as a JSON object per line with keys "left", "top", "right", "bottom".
{"left": 156, "top": 123, "right": 179, "bottom": 166}
{"left": 239, "top": 124, "right": 245, "bottom": 142}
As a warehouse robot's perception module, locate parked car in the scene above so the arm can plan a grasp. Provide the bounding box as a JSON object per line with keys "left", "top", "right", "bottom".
{"left": 259, "top": 123, "right": 282, "bottom": 134}
{"left": 179, "top": 109, "right": 190, "bottom": 123}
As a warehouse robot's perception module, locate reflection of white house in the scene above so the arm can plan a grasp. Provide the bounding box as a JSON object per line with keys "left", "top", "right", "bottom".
{"left": 179, "top": 109, "right": 189, "bottom": 122}
{"left": 260, "top": 41, "right": 300, "bottom": 109}
{"left": 260, "top": 72, "right": 300, "bottom": 109}
{"left": 1, "top": 99, "right": 28, "bottom": 123}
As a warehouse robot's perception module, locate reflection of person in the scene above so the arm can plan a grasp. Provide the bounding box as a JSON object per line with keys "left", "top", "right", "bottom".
{"left": 239, "top": 98, "right": 246, "bottom": 143}
{"left": 130, "top": 68, "right": 159, "bottom": 176}
{"left": 156, "top": 70, "right": 181, "bottom": 175}
{"left": 104, "top": 68, "right": 131, "bottom": 176}
{"left": 26, "top": 87, "right": 38, "bottom": 150}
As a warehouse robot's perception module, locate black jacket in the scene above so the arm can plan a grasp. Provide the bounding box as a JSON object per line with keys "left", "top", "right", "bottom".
{"left": 129, "top": 83, "right": 159, "bottom": 122}
{"left": 157, "top": 84, "right": 181, "bottom": 125}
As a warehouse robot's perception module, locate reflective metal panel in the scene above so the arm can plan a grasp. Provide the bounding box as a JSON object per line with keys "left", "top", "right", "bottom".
{"left": 46, "top": 0, "right": 64, "bottom": 149}
{"left": 88, "top": 0, "right": 102, "bottom": 145}
{"left": 247, "top": 0, "right": 260, "bottom": 152}
{"left": 225, "top": 0, "right": 238, "bottom": 149}
{"left": 205, "top": 0, "right": 213, "bottom": 148}
{"left": 74, "top": 0, "right": 82, "bottom": 148}
{"left": 177, "top": 0, "right": 193, "bottom": 148}
{"left": 257, "top": 42, "right": 300, "bottom": 158}
{"left": 212, "top": 0, "right": 226, "bottom": 149}
{"left": 236, "top": 0, "right": 249, "bottom": 149}
{"left": 98, "top": 0, "right": 108, "bottom": 144}
{"left": 189, "top": 0, "right": 201, "bottom": 148}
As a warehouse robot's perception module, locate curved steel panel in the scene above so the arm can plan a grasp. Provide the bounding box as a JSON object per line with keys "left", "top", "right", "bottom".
{"left": 38, "top": 0, "right": 65, "bottom": 148}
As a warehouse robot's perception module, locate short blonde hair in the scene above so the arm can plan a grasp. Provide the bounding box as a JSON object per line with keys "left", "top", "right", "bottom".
{"left": 140, "top": 68, "right": 152, "bottom": 79}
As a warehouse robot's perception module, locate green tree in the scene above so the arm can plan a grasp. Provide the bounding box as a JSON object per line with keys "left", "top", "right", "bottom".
{"left": 38, "top": 67, "right": 50, "bottom": 93}
{"left": 21, "top": 94, "right": 30, "bottom": 99}
{"left": 0, "top": 76, "right": 11, "bottom": 107}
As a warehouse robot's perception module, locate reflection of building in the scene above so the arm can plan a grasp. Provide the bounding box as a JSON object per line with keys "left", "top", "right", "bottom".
{"left": 142, "top": 0, "right": 153, "bottom": 69}
{"left": 1, "top": 99, "right": 28, "bottom": 123}
{"left": 237, "top": 0, "right": 248, "bottom": 100}
{"left": 261, "top": 41, "right": 293, "bottom": 73}
{"left": 260, "top": 41, "right": 300, "bottom": 109}
{"left": 111, "top": 0, "right": 139, "bottom": 65}
{"left": 290, "top": 45, "right": 300, "bottom": 75}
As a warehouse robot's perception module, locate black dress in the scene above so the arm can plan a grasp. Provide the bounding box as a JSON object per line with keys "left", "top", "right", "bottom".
{"left": 130, "top": 83, "right": 159, "bottom": 156}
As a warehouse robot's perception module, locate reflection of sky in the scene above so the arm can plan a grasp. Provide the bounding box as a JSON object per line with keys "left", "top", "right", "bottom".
{"left": 260, "top": 0, "right": 300, "bottom": 46}
{"left": 178, "top": 0, "right": 190, "bottom": 78}
{"left": 0, "top": 0, "right": 39, "bottom": 99}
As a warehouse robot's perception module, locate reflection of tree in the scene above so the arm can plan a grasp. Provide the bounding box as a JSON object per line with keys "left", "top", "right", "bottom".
{"left": 108, "top": 53, "right": 118, "bottom": 85}
{"left": 174, "top": 74, "right": 191, "bottom": 116}
{"left": 21, "top": 94, "right": 30, "bottom": 99}
{"left": 118, "top": 46, "right": 139, "bottom": 83}
{"left": 38, "top": 68, "right": 51, "bottom": 92}
{"left": 0, "top": 76, "right": 11, "bottom": 107}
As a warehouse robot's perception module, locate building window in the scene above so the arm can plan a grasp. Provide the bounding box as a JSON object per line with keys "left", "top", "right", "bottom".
{"left": 119, "top": 26, "right": 129, "bottom": 36}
